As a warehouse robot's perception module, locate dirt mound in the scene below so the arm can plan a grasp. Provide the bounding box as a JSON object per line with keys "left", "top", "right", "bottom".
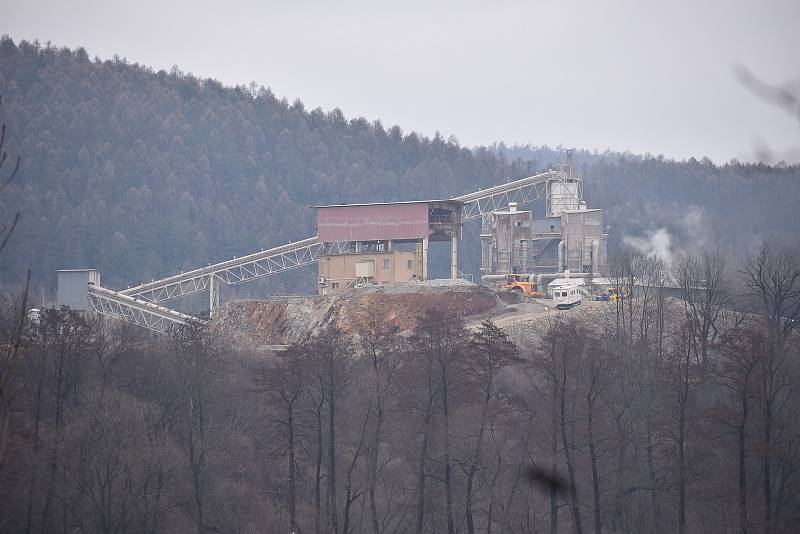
{"left": 213, "top": 298, "right": 316, "bottom": 346}
{"left": 331, "top": 286, "right": 498, "bottom": 335}
{"left": 214, "top": 281, "right": 501, "bottom": 346}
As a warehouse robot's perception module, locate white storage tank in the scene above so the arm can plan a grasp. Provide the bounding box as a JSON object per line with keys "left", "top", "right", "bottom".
{"left": 57, "top": 269, "right": 100, "bottom": 311}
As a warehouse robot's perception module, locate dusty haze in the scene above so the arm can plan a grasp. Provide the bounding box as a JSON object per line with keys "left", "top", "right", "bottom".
{"left": 4, "top": 0, "right": 799, "bottom": 163}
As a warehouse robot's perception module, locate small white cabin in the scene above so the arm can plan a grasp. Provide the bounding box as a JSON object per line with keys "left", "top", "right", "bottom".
{"left": 551, "top": 282, "right": 582, "bottom": 309}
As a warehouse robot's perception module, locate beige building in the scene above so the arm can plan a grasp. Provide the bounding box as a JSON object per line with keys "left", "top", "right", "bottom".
{"left": 315, "top": 199, "right": 462, "bottom": 296}
{"left": 318, "top": 250, "right": 420, "bottom": 295}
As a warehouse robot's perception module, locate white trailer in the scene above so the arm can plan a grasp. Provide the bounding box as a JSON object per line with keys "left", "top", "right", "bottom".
{"left": 552, "top": 281, "right": 582, "bottom": 309}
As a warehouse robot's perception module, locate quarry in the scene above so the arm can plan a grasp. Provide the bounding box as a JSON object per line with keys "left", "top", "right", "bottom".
{"left": 55, "top": 152, "right": 613, "bottom": 338}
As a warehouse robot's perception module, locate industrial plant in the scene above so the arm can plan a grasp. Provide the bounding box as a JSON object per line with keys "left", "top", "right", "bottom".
{"left": 480, "top": 151, "right": 608, "bottom": 277}
{"left": 57, "top": 154, "right": 609, "bottom": 333}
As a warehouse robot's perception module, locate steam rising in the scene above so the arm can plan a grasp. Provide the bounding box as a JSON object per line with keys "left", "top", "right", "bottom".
{"left": 623, "top": 228, "right": 673, "bottom": 262}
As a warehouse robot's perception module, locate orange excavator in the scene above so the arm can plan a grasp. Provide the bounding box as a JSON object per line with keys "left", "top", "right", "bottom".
{"left": 501, "top": 274, "right": 546, "bottom": 298}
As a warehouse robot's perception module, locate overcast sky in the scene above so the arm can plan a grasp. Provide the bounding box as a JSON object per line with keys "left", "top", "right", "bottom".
{"left": 5, "top": 0, "right": 800, "bottom": 163}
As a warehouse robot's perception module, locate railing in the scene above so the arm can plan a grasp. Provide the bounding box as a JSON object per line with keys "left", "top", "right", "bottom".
{"left": 453, "top": 171, "right": 553, "bottom": 221}
{"left": 120, "top": 237, "right": 356, "bottom": 305}
{"left": 88, "top": 285, "right": 200, "bottom": 334}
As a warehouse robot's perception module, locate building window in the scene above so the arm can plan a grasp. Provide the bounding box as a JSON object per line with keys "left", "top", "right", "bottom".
{"left": 383, "top": 259, "right": 390, "bottom": 269}
{"left": 407, "top": 259, "right": 413, "bottom": 269}
{"left": 332, "top": 282, "right": 339, "bottom": 289}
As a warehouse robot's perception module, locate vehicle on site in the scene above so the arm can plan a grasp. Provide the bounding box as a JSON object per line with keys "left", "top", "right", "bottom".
{"left": 608, "top": 287, "right": 627, "bottom": 302}
{"left": 552, "top": 282, "right": 582, "bottom": 309}
{"left": 502, "top": 274, "right": 545, "bottom": 298}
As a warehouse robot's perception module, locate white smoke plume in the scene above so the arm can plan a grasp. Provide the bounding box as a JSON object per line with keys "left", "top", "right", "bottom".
{"left": 623, "top": 228, "right": 673, "bottom": 262}
{"left": 679, "top": 206, "right": 712, "bottom": 253}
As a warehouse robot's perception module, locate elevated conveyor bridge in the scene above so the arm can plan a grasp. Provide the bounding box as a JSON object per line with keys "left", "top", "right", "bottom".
{"left": 61, "top": 171, "right": 559, "bottom": 333}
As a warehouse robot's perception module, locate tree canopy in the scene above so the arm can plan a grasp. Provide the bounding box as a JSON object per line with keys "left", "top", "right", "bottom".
{"left": 1, "top": 36, "right": 797, "bottom": 301}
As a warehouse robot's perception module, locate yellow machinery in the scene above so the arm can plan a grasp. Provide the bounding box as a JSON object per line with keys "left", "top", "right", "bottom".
{"left": 608, "top": 287, "right": 627, "bottom": 302}
{"left": 501, "top": 274, "right": 545, "bottom": 298}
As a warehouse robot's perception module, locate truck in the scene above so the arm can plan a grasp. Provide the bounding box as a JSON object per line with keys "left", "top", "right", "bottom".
{"left": 501, "top": 274, "right": 545, "bottom": 298}
{"left": 552, "top": 281, "right": 582, "bottom": 309}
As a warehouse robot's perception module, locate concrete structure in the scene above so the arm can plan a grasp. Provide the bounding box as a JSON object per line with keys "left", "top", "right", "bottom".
{"left": 318, "top": 250, "right": 419, "bottom": 294}
{"left": 481, "top": 152, "right": 608, "bottom": 278}
{"left": 482, "top": 202, "right": 533, "bottom": 274}
{"left": 57, "top": 170, "right": 578, "bottom": 333}
{"left": 57, "top": 269, "right": 100, "bottom": 311}
{"left": 315, "top": 200, "right": 462, "bottom": 294}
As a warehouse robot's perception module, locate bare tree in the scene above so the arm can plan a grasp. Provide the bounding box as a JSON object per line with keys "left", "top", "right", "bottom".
{"left": 256, "top": 346, "right": 304, "bottom": 532}
{"left": 38, "top": 309, "right": 92, "bottom": 534}
{"left": 743, "top": 243, "right": 800, "bottom": 337}
{"left": 582, "top": 335, "right": 608, "bottom": 534}
{"left": 358, "top": 307, "right": 405, "bottom": 534}
{"left": 0, "top": 92, "right": 28, "bottom": 472}
{"left": 463, "top": 320, "right": 519, "bottom": 534}
{"left": 302, "top": 325, "right": 352, "bottom": 534}
{"left": 0, "top": 94, "right": 22, "bottom": 255}
{"left": 410, "top": 307, "right": 466, "bottom": 534}
{"left": 62, "top": 388, "right": 176, "bottom": 534}
{"left": 431, "top": 308, "right": 467, "bottom": 534}
{"left": 533, "top": 316, "right": 586, "bottom": 534}
{"left": 170, "top": 321, "right": 227, "bottom": 534}
{"left": 409, "top": 314, "right": 441, "bottom": 534}
{"left": 715, "top": 322, "right": 760, "bottom": 534}
{"left": 673, "top": 250, "right": 729, "bottom": 367}
{"left": 665, "top": 321, "right": 701, "bottom": 534}
{"left": 742, "top": 243, "right": 800, "bottom": 534}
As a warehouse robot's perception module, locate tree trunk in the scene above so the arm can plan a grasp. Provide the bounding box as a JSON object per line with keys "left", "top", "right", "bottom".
{"left": 559, "top": 378, "right": 583, "bottom": 534}
{"left": 41, "top": 350, "right": 66, "bottom": 534}
{"left": 678, "top": 401, "right": 686, "bottom": 534}
{"left": 466, "top": 391, "right": 491, "bottom": 534}
{"left": 763, "top": 400, "right": 772, "bottom": 534}
{"left": 502, "top": 422, "right": 531, "bottom": 534}
{"left": 24, "top": 371, "right": 44, "bottom": 534}
{"left": 369, "top": 376, "right": 384, "bottom": 534}
{"left": 587, "top": 395, "right": 601, "bottom": 534}
{"left": 343, "top": 405, "right": 369, "bottom": 534}
{"left": 287, "top": 402, "right": 297, "bottom": 531}
{"left": 329, "top": 391, "right": 339, "bottom": 534}
{"left": 646, "top": 415, "right": 660, "bottom": 534}
{"left": 314, "top": 405, "right": 323, "bottom": 534}
{"left": 188, "top": 398, "right": 206, "bottom": 534}
{"left": 414, "top": 408, "right": 433, "bottom": 534}
{"left": 442, "top": 362, "right": 455, "bottom": 534}
{"left": 738, "top": 393, "right": 748, "bottom": 534}
{"left": 550, "top": 396, "right": 559, "bottom": 534}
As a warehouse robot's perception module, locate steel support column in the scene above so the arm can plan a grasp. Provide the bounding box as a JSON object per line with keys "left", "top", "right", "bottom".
{"left": 209, "top": 275, "right": 219, "bottom": 317}
{"left": 450, "top": 235, "right": 458, "bottom": 280}
{"left": 422, "top": 237, "right": 429, "bottom": 280}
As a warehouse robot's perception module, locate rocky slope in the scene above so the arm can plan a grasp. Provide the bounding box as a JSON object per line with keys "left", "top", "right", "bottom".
{"left": 213, "top": 280, "right": 507, "bottom": 346}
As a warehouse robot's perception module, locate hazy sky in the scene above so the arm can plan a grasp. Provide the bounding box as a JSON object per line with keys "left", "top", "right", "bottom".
{"left": 5, "top": 0, "right": 800, "bottom": 163}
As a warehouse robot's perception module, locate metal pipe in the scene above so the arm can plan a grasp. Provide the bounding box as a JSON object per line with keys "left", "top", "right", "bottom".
{"left": 450, "top": 235, "right": 458, "bottom": 280}
{"left": 422, "top": 237, "right": 429, "bottom": 280}
{"left": 558, "top": 240, "right": 566, "bottom": 273}
{"left": 481, "top": 271, "right": 593, "bottom": 283}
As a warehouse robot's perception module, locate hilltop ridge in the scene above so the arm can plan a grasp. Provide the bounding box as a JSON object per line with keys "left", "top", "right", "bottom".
{"left": 1, "top": 36, "right": 798, "bottom": 298}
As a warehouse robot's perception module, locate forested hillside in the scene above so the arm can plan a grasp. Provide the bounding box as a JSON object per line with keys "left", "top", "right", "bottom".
{"left": 1, "top": 36, "right": 798, "bottom": 299}
{"left": 493, "top": 143, "right": 800, "bottom": 261}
